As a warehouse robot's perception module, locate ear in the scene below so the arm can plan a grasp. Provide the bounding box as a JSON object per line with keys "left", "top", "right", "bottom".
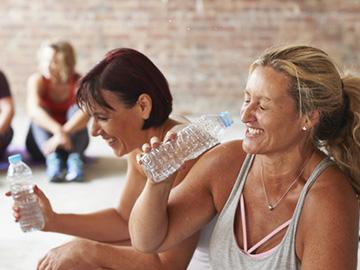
{"left": 136, "top": 93, "right": 152, "bottom": 120}
{"left": 302, "top": 110, "right": 320, "bottom": 131}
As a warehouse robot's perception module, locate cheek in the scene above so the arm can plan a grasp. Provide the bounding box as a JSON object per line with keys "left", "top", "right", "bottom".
{"left": 239, "top": 104, "right": 250, "bottom": 121}
{"left": 239, "top": 105, "right": 245, "bottom": 116}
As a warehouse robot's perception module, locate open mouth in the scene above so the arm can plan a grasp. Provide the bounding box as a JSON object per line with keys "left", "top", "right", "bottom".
{"left": 246, "top": 127, "right": 264, "bottom": 136}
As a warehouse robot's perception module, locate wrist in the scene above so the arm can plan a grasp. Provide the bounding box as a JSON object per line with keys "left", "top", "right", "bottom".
{"left": 91, "top": 241, "right": 107, "bottom": 267}
{"left": 52, "top": 125, "right": 64, "bottom": 136}
{"left": 44, "top": 212, "right": 61, "bottom": 232}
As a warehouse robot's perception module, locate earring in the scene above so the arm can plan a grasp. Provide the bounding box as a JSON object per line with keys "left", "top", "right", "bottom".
{"left": 302, "top": 126, "right": 307, "bottom": 131}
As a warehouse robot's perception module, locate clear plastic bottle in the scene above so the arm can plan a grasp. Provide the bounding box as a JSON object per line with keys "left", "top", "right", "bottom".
{"left": 7, "top": 154, "right": 44, "bottom": 232}
{"left": 140, "top": 111, "right": 233, "bottom": 182}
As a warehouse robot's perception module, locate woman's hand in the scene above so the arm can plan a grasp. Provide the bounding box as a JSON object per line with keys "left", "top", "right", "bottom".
{"left": 37, "top": 238, "right": 104, "bottom": 270}
{"left": 139, "top": 131, "right": 177, "bottom": 155}
{"left": 136, "top": 131, "right": 178, "bottom": 184}
{"left": 43, "top": 130, "right": 72, "bottom": 154}
{"left": 5, "top": 185, "right": 57, "bottom": 232}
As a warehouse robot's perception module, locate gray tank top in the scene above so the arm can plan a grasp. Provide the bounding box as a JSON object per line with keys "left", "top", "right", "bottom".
{"left": 187, "top": 216, "right": 217, "bottom": 270}
{"left": 209, "top": 154, "right": 332, "bottom": 270}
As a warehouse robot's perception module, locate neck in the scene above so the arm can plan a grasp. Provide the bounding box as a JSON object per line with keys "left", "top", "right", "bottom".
{"left": 257, "top": 146, "right": 315, "bottom": 211}
{"left": 140, "top": 118, "right": 181, "bottom": 147}
{"left": 258, "top": 145, "right": 315, "bottom": 183}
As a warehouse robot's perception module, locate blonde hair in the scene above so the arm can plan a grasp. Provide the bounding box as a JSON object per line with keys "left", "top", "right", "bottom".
{"left": 251, "top": 45, "right": 360, "bottom": 194}
{"left": 38, "top": 40, "right": 76, "bottom": 82}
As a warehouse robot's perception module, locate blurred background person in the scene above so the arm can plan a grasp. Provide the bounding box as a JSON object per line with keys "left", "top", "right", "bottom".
{"left": 0, "top": 70, "right": 15, "bottom": 158}
{"left": 25, "top": 41, "right": 90, "bottom": 182}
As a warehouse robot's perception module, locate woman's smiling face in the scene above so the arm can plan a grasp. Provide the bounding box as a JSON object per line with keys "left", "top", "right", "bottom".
{"left": 90, "top": 90, "right": 147, "bottom": 157}
{"left": 240, "top": 66, "right": 306, "bottom": 155}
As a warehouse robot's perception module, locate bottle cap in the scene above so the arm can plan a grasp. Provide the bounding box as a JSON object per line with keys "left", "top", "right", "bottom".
{"left": 219, "top": 111, "right": 234, "bottom": 127}
{"left": 8, "top": 154, "right": 22, "bottom": 164}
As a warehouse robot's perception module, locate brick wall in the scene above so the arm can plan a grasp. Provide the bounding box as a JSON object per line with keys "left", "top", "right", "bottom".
{"left": 0, "top": 0, "right": 359, "bottom": 116}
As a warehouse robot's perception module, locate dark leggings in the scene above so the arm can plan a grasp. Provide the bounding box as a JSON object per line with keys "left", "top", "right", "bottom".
{"left": 26, "top": 105, "right": 89, "bottom": 161}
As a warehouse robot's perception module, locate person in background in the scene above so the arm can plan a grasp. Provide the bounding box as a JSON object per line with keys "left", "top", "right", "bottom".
{"left": 25, "top": 41, "right": 89, "bottom": 182}
{"left": 129, "top": 45, "right": 360, "bottom": 270}
{"left": 11, "top": 48, "right": 214, "bottom": 270}
{"left": 0, "top": 70, "right": 15, "bottom": 158}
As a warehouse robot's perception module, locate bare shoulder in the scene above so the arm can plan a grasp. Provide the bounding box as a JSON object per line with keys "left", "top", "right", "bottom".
{"left": 303, "top": 163, "right": 358, "bottom": 219}
{"left": 191, "top": 140, "right": 247, "bottom": 211}
{"left": 28, "top": 73, "right": 42, "bottom": 84}
{"left": 27, "top": 73, "right": 43, "bottom": 92}
{"left": 182, "top": 140, "right": 245, "bottom": 187}
{"left": 204, "top": 140, "right": 246, "bottom": 165}
{"left": 297, "top": 161, "right": 359, "bottom": 265}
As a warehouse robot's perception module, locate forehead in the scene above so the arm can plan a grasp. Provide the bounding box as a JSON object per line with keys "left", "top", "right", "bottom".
{"left": 246, "top": 66, "right": 291, "bottom": 101}
{"left": 89, "top": 89, "right": 124, "bottom": 113}
{"left": 40, "top": 46, "right": 56, "bottom": 61}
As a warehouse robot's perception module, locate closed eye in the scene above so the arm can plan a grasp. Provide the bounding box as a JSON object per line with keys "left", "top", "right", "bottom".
{"left": 93, "top": 113, "right": 109, "bottom": 122}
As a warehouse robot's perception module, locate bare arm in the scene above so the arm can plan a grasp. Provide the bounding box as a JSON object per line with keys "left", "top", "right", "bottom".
{"left": 298, "top": 167, "right": 359, "bottom": 270}
{"left": 95, "top": 234, "right": 199, "bottom": 270}
{"left": 38, "top": 234, "right": 199, "bottom": 270}
{"left": 130, "top": 176, "right": 175, "bottom": 251}
{"left": 129, "top": 142, "right": 237, "bottom": 252}
{"left": 62, "top": 108, "right": 90, "bottom": 134}
{"left": 37, "top": 148, "right": 203, "bottom": 270}
{"left": 22, "top": 152, "right": 147, "bottom": 242}
{"left": 0, "top": 96, "right": 14, "bottom": 134}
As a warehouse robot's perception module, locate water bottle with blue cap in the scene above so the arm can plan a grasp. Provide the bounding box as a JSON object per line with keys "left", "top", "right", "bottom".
{"left": 140, "top": 112, "right": 234, "bottom": 182}
{"left": 7, "top": 154, "right": 44, "bottom": 232}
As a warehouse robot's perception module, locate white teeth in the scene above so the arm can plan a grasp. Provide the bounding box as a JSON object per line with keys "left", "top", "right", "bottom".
{"left": 247, "top": 127, "right": 263, "bottom": 135}
{"left": 108, "top": 138, "right": 116, "bottom": 144}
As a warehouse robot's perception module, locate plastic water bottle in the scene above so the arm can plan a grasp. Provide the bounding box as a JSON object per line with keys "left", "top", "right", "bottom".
{"left": 7, "top": 154, "right": 44, "bottom": 232}
{"left": 140, "top": 112, "right": 233, "bottom": 182}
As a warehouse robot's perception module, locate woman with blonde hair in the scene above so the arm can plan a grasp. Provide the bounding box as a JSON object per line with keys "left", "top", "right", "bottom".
{"left": 130, "top": 45, "right": 360, "bottom": 269}
{"left": 26, "top": 41, "right": 89, "bottom": 182}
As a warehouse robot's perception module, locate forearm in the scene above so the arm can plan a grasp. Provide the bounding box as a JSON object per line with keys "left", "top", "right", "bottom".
{"left": 63, "top": 109, "right": 90, "bottom": 134}
{"left": 29, "top": 106, "right": 62, "bottom": 134}
{"left": 94, "top": 233, "right": 198, "bottom": 270}
{"left": 94, "top": 243, "right": 164, "bottom": 270}
{"left": 129, "top": 179, "right": 174, "bottom": 252}
{"left": 48, "top": 208, "right": 130, "bottom": 242}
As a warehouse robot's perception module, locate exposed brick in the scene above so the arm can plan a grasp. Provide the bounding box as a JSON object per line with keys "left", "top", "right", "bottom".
{"left": 0, "top": 0, "right": 359, "bottom": 116}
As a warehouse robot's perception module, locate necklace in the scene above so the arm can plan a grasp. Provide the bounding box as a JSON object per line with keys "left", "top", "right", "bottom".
{"left": 260, "top": 152, "right": 313, "bottom": 211}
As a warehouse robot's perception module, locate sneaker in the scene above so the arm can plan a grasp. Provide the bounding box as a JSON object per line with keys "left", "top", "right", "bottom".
{"left": 65, "top": 153, "right": 84, "bottom": 182}
{"left": 46, "top": 152, "right": 66, "bottom": 183}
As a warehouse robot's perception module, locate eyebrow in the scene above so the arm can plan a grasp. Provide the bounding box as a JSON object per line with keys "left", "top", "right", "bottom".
{"left": 244, "top": 90, "right": 272, "bottom": 102}
{"left": 92, "top": 111, "right": 108, "bottom": 117}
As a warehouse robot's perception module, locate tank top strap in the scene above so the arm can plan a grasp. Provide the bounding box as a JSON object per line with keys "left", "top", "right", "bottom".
{"left": 218, "top": 154, "right": 255, "bottom": 221}
{"left": 291, "top": 158, "right": 333, "bottom": 230}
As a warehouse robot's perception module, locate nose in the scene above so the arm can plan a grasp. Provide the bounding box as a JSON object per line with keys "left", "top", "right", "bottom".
{"left": 240, "top": 102, "right": 256, "bottom": 124}
{"left": 91, "top": 120, "right": 101, "bottom": 137}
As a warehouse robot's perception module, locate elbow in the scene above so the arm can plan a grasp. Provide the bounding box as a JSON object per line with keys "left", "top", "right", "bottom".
{"left": 130, "top": 237, "right": 162, "bottom": 253}
{"left": 128, "top": 220, "right": 164, "bottom": 253}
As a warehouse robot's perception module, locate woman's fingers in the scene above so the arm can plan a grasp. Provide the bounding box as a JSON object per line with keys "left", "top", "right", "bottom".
{"left": 164, "top": 131, "right": 177, "bottom": 142}
{"left": 141, "top": 143, "right": 151, "bottom": 153}
{"left": 150, "top": 137, "right": 160, "bottom": 148}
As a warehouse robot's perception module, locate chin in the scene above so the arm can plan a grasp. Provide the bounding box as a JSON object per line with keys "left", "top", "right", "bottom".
{"left": 242, "top": 141, "right": 260, "bottom": 155}
{"left": 113, "top": 149, "right": 125, "bottom": 157}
